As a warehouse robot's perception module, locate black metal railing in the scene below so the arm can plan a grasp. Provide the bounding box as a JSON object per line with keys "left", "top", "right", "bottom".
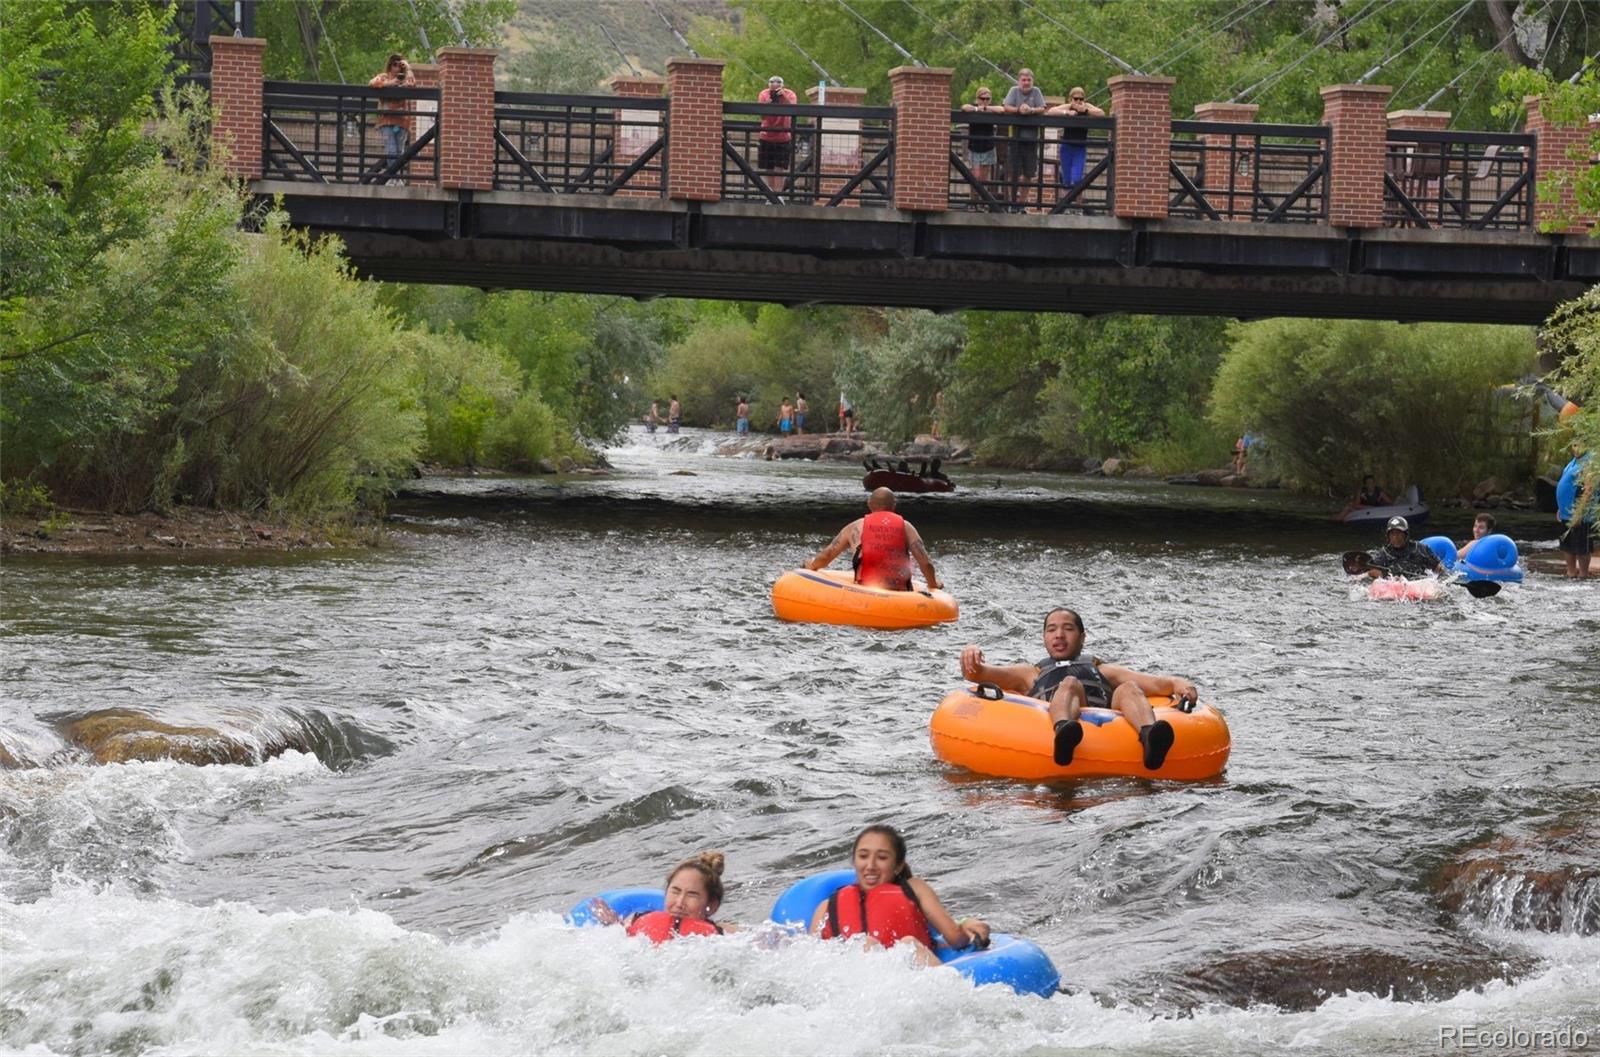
{"left": 721, "top": 102, "right": 894, "bottom": 206}
{"left": 1169, "top": 120, "right": 1329, "bottom": 223}
{"left": 949, "top": 112, "right": 1114, "bottom": 214}
{"left": 1383, "top": 129, "right": 1535, "bottom": 230}
{"left": 494, "top": 92, "right": 668, "bottom": 196}
{"left": 261, "top": 81, "right": 439, "bottom": 185}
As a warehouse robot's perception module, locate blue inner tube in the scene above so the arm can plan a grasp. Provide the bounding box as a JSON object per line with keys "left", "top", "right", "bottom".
{"left": 566, "top": 887, "right": 662, "bottom": 926}
{"left": 1459, "top": 533, "right": 1524, "bottom": 583}
{"left": 1419, "top": 535, "right": 1457, "bottom": 572}
{"left": 768, "top": 868, "right": 1061, "bottom": 998}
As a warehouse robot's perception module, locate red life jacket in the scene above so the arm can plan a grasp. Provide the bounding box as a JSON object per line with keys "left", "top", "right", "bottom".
{"left": 625, "top": 910, "right": 723, "bottom": 944}
{"left": 820, "top": 881, "right": 933, "bottom": 948}
{"left": 855, "top": 511, "right": 912, "bottom": 591}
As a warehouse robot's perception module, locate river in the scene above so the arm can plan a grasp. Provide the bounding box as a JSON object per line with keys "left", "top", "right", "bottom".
{"left": 2, "top": 426, "right": 1597, "bottom": 1056}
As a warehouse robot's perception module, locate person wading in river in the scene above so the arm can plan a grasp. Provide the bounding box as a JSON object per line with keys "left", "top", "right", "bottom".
{"left": 959, "top": 607, "right": 1197, "bottom": 771}
{"left": 805, "top": 487, "right": 940, "bottom": 591}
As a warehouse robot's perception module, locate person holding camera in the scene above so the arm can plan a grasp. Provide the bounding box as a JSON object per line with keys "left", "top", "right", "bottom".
{"left": 368, "top": 53, "right": 416, "bottom": 170}
{"left": 1048, "top": 87, "right": 1104, "bottom": 190}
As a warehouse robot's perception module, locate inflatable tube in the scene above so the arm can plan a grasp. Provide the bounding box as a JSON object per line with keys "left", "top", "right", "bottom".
{"left": 1419, "top": 535, "right": 1457, "bottom": 571}
{"left": 928, "top": 687, "right": 1230, "bottom": 782}
{"left": 1458, "top": 533, "right": 1524, "bottom": 583}
{"left": 863, "top": 469, "right": 954, "bottom": 494}
{"left": 768, "top": 869, "right": 1061, "bottom": 998}
{"left": 1340, "top": 484, "right": 1429, "bottom": 525}
{"left": 566, "top": 888, "right": 663, "bottom": 927}
{"left": 771, "top": 569, "right": 958, "bottom": 629}
{"left": 1367, "top": 577, "right": 1444, "bottom": 601}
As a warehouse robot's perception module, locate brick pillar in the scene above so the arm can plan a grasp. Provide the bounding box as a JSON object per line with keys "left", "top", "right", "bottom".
{"left": 410, "top": 62, "right": 439, "bottom": 173}
{"left": 438, "top": 47, "right": 497, "bottom": 190}
{"left": 209, "top": 36, "right": 266, "bottom": 179}
{"left": 1387, "top": 109, "right": 1449, "bottom": 131}
{"left": 1320, "top": 83, "right": 1392, "bottom": 228}
{"left": 1525, "top": 94, "right": 1596, "bottom": 235}
{"left": 1107, "top": 75, "right": 1175, "bottom": 219}
{"left": 807, "top": 85, "right": 867, "bottom": 207}
{"left": 610, "top": 75, "right": 667, "bottom": 198}
{"left": 1193, "top": 101, "right": 1258, "bottom": 221}
{"left": 889, "top": 66, "right": 954, "bottom": 213}
{"left": 666, "top": 58, "right": 725, "bottom": 203}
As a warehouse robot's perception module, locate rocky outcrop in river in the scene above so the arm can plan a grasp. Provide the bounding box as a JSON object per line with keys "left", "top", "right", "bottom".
{"left": 1436, "top": 821, "right": 1600, "bottom": 935}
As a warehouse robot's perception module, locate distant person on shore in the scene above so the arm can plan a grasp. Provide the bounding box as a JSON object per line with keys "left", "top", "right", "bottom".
{"left": 795, "top": 391, "right": 809, "bottom": 435}
{"left": 1456, "top": 512, "right": 1496, "bottom": 559}
{"left": 757, "top": 75, "right": 798, "bottom": 174}
{"left": 1557, "top": 444, "right": 1594, "bottom": 579}
{"left": 960, "top": 86, "right": 1000, "bottom": 195}
{"left": 1336, "top": 474, "right": 1394, "bottom": 519}
{"left": 590, "top": 851, "right": 735, "bottom": 942}
{"left": 930, "top": 390, "right": 943, "bottom": 441}
{"left": 1001, "top": 69, "right": 1047, "bottom": 211}
{"left": 1364, "top": 516, "right": 1443, "bottom": 579}
{"left": 809, "top": 825, "right": 988, "bottom": 968}
{"left": 368, "top": 54, "right": 416, "bottom": 172}
{"left": 779, "top": 397, "right": 794, "bottom": 436}
{"left": 668, "top": 395, "right": 681, "bottom": 434}
{"left": 960, "top": 607, "right": 1198, "bottom": 771}
{"left": 806, "top": 487, "right": 940, "bottom": 592}
{"left": 840, "top": 392, "right": 855, "bottom": 432}
{"left": 1047, "top": 87, "right": 1103, "bottom": 191}
{"left": 736, "top": 395, "right": 750, "bottom": 436}
{"left": 647, "top": 399, "right": 661, "bottom": 434}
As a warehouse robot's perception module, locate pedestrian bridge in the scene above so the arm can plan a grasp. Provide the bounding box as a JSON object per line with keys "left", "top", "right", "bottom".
{"left": 206, "top": 39, "right": 1598, "bottom": 324}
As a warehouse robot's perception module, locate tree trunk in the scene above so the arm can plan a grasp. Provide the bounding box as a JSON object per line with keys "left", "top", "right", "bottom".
{"left": 1485, "top": 0, "right": 1535, "bottom": 69}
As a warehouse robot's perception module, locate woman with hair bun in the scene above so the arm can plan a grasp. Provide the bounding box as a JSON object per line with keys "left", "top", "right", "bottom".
{"left": 591, "top": 851, "right": 736, "bottom": 942}
{"left": 809, "top": 825, "right": 988, "bottom": 967}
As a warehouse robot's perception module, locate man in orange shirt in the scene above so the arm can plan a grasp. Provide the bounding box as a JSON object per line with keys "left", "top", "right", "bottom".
{"left": 368, "top": 54, "right": 416, "bottom": 170}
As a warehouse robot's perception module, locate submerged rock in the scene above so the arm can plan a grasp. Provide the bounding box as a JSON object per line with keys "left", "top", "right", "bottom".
{"left": 1436, "top": 822, "right": 1600, "bottom": 935}
{"left": 60, "top": 709, "right": 300, "bottom": 767}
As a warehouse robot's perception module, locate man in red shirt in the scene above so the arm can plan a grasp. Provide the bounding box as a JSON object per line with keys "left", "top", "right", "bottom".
{"left": 805, "top": 488, "right": 940, "bottom": 591}
{"left": 757, "top": 75, "right": 798, "bottom": 173}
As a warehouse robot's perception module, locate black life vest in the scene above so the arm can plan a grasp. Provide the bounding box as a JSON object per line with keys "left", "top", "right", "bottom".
{"left": 1029, "top": 656, "right": 1111, "bottom": 707}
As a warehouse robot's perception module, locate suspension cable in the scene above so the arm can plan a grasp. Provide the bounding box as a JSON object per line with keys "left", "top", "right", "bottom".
{"left": 834, "top": 0, "right": 923, "bottom": 67}
{"left": 1145, "top": 0, "right": 1275, "bottom": 75}
{"left": 1235, "top": 0, "right": 1398, "bottom": 102}
{"left": 597, "top": 21, "right": 641, "bottom": 77}
{"left": 754, "top": 8, "right": 840, "bottom": 86}
{"left": 1356, "top": 0, "right": 1473, "bottom": 84}
{"left": 434, "top": 0, "right": 468, "bottom": 47}
{"left": 312, "top": 0, "right": 346, "bottom": 81}
{"left": 644, "top": 0, "right": 697, "bottom": 58}
{"left": 898, "top": 0, "right": 1016, "bottom": 84}
{"left": 1016, "top": 0, "right": 1141, "bottom": 75}
{"left": 1389, "top": 2, "right": 1476, "bottom": 105}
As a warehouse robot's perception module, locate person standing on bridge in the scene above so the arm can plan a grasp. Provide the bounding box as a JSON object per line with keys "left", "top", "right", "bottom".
{"left": 1048, "top": 87, "right": 1104, "bottom": 192}
{"left": 368, "top": 54, "right": 415, "bottom": 175}
{"left": 757, "top": 75, "right": 798, "bottom": 175}
{"left": 1000, "top": 69, "right": 1047, "bottom": 212}
{"left": 960, "top": 87, "right": 1001, "bottom": 201}
{"left": 805, "top": 487, "right": 941, "bottom": 592}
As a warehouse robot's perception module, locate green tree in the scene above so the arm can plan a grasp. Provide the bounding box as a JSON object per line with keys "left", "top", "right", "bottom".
{"left": 1499, "top": 61, "right": 1600, "bottom": 234}
{"left": 253, "top": 0, "right": 515, "bottom": 82}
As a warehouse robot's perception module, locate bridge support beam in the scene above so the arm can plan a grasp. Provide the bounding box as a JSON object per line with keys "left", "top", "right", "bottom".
{"left": 1108, "top": 75, "right": 1176, "bottom": 220}
{"left": 1525, "top": 95, "right": 1597, "bottom": 235}
{"left": 889, "top": 66, "right": 954, "bottom": 213}
{"left": 1321, "top": 83, "right": 1392, "bottom": 228}
{"left": 666, "top": 58, "right": 726, "bottom": 202}
{"left": 438, "top": 47, "right": 498, "bottom": 190}
{"left": 209, "top": 35, "right": 267, "bottom": 180}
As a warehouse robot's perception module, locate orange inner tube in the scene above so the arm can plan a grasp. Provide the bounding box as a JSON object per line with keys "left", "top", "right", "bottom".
{"left": 929, "top": 686, "right": 1231, "bottom": 782}
{"left": 770, "top": 569, "right": 958, "bottom": 629}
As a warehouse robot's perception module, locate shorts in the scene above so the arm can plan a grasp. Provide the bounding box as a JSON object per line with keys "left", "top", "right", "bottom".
{"left": 1560, "top": 519, "right": 1593, "bottom": 555}
{"left": 969, "top": 148, "right": 996, "bottom": 167}
{"left": 780, "top": 418, "right": 792, "bottom": 434}
{"left": 758, "top": 139, "right": 791, "bottom": 171}
{"left": 795, "top": 413, "right": 806, "bottom": 431}
{"left": 668, "top": 418, "right": 680, "bottom": 434}
{"left": 1011, "top": 139, "right": 1039, "bottom": 179}
{"left": 736, "top": 417, "right": 749, "bottom": 435}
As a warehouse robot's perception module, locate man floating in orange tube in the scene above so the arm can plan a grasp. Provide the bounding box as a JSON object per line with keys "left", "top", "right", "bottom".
{"left": 806, "top": 487, "right": 940, "bottom": 592}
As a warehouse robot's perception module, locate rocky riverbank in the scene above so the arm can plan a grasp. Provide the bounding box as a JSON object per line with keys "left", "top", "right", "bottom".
{"left": 0, "top": 506, "right": 377, "bottom": 556}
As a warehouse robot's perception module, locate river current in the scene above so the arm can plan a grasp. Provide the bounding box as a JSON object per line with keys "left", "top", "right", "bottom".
{"left": 2, "top": 427, "right": 1597, "bottom": 1056}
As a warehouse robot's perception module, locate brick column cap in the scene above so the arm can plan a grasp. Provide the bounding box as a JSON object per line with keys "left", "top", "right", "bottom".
{"left": 667, "top": 57, "right": 726, "bottom": 72}
{"left": 208, "top": 35, "right": 267, "bottom": 51}
{"left": 889, "top": 66, "right": 955, "bottom": 81}
{"left": 807, "top": 85, "right": 867, "bottom": 104}
{"left": 1193, "top": 101, "right": 1259, "bottom": 120}
{"left": 437, "top": 46, "right": 499, "bottom": 61}
{"left": 1387, "top": 109, "right": 1449, "bottom": 124}
{"left": 610, "top": 75, "right": 667, "bottom": 94}
{"left": 1320, "top": 83, "right": 1393, "bottom": 101}
{"left": 1107, "top": 74, "right": 1177, "bottom": 89}
{"left": 411, "top": 62, "right": 439, "bottom": 76}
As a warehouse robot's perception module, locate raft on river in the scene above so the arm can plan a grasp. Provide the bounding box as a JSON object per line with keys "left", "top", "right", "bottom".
{"left": 568, "top": 873, "right": 1062, "bottom": 998}
{"left": 771, "top": 569, "right": 958, "bottom": 629}
{"left": 929, "top": 685, "right": 1231, "bottom": 782}
{"left": 1366, "top": 578, "right": 1445, "bottom": 602}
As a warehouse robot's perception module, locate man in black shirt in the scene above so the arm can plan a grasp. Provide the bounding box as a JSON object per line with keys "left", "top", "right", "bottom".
{"left": 1366, "top": 516, "right": 1443, "bottom": 578}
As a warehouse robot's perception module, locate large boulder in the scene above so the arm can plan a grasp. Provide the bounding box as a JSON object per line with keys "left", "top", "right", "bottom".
{"left": 60, "top": 708, "right": 305, "bottom": 767}
{"left": 1472, "top": 477, "right": 1504, "bottom": 501}
{"left": 1101, "top": 457, "right": 1124, "bottom": 477}
{"left": 1195, "top": 468, "right": 1232, "bottom": 486}
{"left": 1435, "top": 822, "right": 1600, "bottom": 934}
{"left": 1081, "top": 458, "right": 1102, "bottom": 474}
